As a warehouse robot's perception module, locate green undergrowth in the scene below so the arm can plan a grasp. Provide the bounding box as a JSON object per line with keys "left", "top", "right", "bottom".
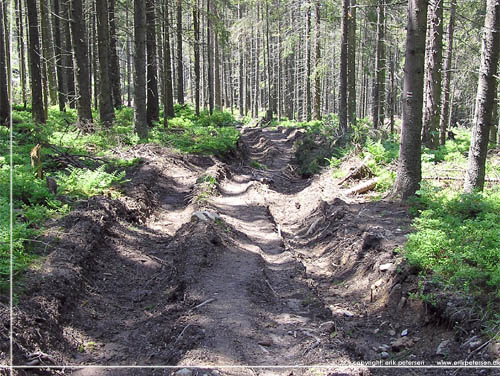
{"left": 2, "top": 104, "right": 240, "bottom": 289}
{"left": 405, "top": 186, "right": 500, "bottom": 306}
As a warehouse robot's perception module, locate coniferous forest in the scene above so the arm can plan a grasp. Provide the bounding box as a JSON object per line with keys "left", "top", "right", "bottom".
{"left": 0, "top": 0, "right": 500, "bottom": 372}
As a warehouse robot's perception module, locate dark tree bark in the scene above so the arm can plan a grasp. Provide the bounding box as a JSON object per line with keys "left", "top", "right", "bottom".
{"left": 0, "top": 0, "right": 9, "bottom": 125}
{"left": 464, "top": 0, "right": 500, "bottom": 192}
{"left": 347, "top": 0, "right": 356, "bottom": 125}
{"left": 207, "top": 0, "right": 214, "bottom": 114}
{"left": 238, "top": 3, "right": 244, "bottom": 117}
{"left": 134, "top": 0, "right": 148, "bottom": 137}
{"left": 108, "top": 0, "right": 122, "bottom": 108}
{"left": 439, "top": 0, "right": 456, "bottom": 145}
{"left": 15, "top": 0, "right": 27, "bottom": 109}
{"left": 305, "top": 2, "right": 312, "bottom": 121}
{"left": 163, "top": 0, "right": 175, "bottom": 120}
{"left": 96, "top": 0, "right": 115, "bottom": 126}
{"left": 193, "top": 0, "right": 201, "bottom": 116}
{"left": 146, "top": 0, "right": 159, "bottom": 126}
{"left": 422, "top": 0, "right": 444, "bottom": 149}
{"left": 61, "top": 0, "right": 76, "bottom": 108}
{"left": 176, "top": 0, "right": 184, "bottom": 104}
{"left": 40, "top": 0, "right": 57, "bottom": 106}
{"left": 51, "top": 0, "right": 66, "bottom": 111}
{"left": 393, "top": 0, "right": 428, "bottom": 200}
{"left": 339, "top": 0, "right": 349, "bottom": 132}
{"left": 27, "top": 0, "right": 45, "bottom": 124}
{"left": 372, "top": 0, "right": 386, "bottom": 129}
{"left": 69, "top": 0, "right": 93, "bottom": 124}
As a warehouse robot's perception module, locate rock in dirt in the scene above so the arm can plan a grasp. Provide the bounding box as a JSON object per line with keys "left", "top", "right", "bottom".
{"left": 436, "top": 340, "right": 450, "bottom": 356}
{"left": 379, "top": 263, "right": 396, "bottom": 272}
{"left": 380, "top": 351, "right": 390, "bottom": 359}
{"left": 175, "top": 369, "right": 193, "bottom": 376}
{"left": 401, "top": 329, "right": 408, "bottom": 337}
{"left": 192, "top": 210, "right": 221, "bottom": 222}
{"left": 378, "top": 344, "right": 391, "bottom": 352}
{"left": 487, "top": 341, "right": 500, "bottom": 360}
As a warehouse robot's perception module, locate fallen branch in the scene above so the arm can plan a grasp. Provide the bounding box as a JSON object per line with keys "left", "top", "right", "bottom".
{"left": 338, "top": 156, "right": 371, "bottom": 185}
{"left": 345, "top": 178, "right": 379, "bottom": 196}
{"left": 265, "top": 279, "right": 279, "bottom": 297}
{"left": 190, "top": 298, "right": 216, "bottom": 312}
{"left": 174, "top": 324, "right": 192, "bottom": 343}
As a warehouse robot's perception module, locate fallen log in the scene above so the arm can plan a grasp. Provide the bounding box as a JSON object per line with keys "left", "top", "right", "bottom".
{"left": 345, "top": 178, "right": 379, "bottom": 196}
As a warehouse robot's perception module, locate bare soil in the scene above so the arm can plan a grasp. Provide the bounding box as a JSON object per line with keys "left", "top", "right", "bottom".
{"left": 1, "top": 127, "right": 499, "bottom": 376}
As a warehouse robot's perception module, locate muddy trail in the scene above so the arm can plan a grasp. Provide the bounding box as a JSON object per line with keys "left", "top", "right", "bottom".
{"left": 3, "top": 127, "right": 498, "bottom": 376}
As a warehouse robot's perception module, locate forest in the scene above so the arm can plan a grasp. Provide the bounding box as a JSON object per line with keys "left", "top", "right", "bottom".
{"left": 0, "top": 0, "right": 500, "bottom": 373}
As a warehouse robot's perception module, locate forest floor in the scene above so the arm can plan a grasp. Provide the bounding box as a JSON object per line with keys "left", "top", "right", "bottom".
{"left": 3, "top": 125, "right": 499, "bottom": 375}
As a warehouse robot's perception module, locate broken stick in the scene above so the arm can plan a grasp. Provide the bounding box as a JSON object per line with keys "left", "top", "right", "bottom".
{"left": 345, "top": 178, "right": 379, "bottom": 196}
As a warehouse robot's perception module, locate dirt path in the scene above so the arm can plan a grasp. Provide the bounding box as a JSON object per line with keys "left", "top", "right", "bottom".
{"left": 7, "top": 128, "right": 496, "bottom": 376}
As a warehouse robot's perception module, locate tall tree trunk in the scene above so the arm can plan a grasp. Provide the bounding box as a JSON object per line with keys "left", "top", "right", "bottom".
{"left": 0, "top": 0, "right": 9, "bottom": 125}
{"left": 439, "top": 0, "right": 456, "bottom": 145}
{"left": 265, "top": 0, "right": 272, "bottom": 121}
{"left": 193, "top": 0, "right": 200, "bottom": 116}
{"left": 372, "top": 0, "right": 386, "bottom": 129}
{"left": 134, "top": 0, "right": 148, "bottom": 138}
{"left": 96, "top": 0, "right": 115, "bottom": 126}
{"left": 339, "top": 0, "right": 349, "bottom": 132}
{"left": 27, "top": 0, "right": 45, "bottom": 124}
{"left": 108, "top": 0, "right": 122, "bottom": 108}
{"left": 40, "top": 0, "right": 57, "bottom": 106}
{"left": 422, "top": 0, "right": 444, "bottom": 149}
{"left": 15, "top": 0, "right": 27, "bottom": 109}
{"left": 305, "top": 2, "right": 312, "bottom": 121}
{"left": 146, "top": 0, "right": 159, "bottom": 125}
{"left": 126, "top": 0, "right": 131, "bottom": 106}
{"left": 238, "top": 3, "right": 244, "bottom": 117}
{"left": 176, "top": 0, "right": 184, "bottom": 104}
{"left": 51, "top": 0, "right": 65, "bottom": 111}
{"left": 61, "top": 0, "right": 76, "bottom": 108}
{"left": 464, "top": 0, "right": 500, "bottom": 192}
{"left": 207, "top": 0, "right": 214, "bottom": 114}
{"left": 347, "top": 0, "right": 356, "bottom": 125}
{"left": 70, "top": 0, "right": 92, "bottom": 124}
{"left": 313, "top": 0, "right": 321, "bottom": 120}
{"left": 393, "top": 0, "right": 428, "bottom": 200}
{"left": 163, "top": 0, "right": 175, "bottom": 120}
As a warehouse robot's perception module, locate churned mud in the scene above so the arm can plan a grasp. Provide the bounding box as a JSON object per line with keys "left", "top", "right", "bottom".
{"left": 1, "top": 127, "right": 498, "bottom": 376}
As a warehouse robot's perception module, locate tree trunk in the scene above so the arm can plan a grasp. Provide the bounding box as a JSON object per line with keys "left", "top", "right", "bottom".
{"left": 51, "top": 0, "right": 65, "bottom": 111}
{"left": 27, "top": 0, "right": 45, "bottom": 124}
{"left": 0, "top": 1, "right": 9, "bottom": 125}
{"left": 422, "top": 0, "right": 444, "bottom": 149}
{"left": 439, "top": 0, "right": 456, "bottom": 145}
{"left": 193, "top": 0, "right": 200, "bottom": 116}
{"left": 464, "top": 0, "right": 500, "bottom": 192}
{"left": 134, "top": 0, "right": 148, "bottom": 138}
{"left": 61, "top": 0, "right": 76, "bottom": 108}
{"left": 176, "top": 0, "right": 184, "bottom": 104}
{"left": 163, "top": 0, "right": 175, "bottom": 120}
{"left": 96, "top": 0, "right": 115, "bottom": 126}
{"left": 347, "top": 0, "right": 356, "bottom": 125}
{"left": 207, "top": 0, "right": 214, "bottom": 114}
{"left": 146, "top": 0, "right": 159, "bottom": 126}
{"left": 108, "top": 0, "right": 122, "bottom": 108}
{"left": 339, "top": 0, "right": 349, "bottom": 132}
{"left": 393, "top": 0, "right": 428, "bottom": 200}
{"left": 69, "top": 0, "right": 93, "bottom": 124}
{"left": 40, "top": 0, "right": 57, "bottom": 106}
{"left": 238, "top": 4, "right": 244, "bottom": 117}
{"left": 372, "top": 0, "right": 386, "bottom": 129}
{"left": 305, "top": 2, "right": 312, "bottom": 121}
